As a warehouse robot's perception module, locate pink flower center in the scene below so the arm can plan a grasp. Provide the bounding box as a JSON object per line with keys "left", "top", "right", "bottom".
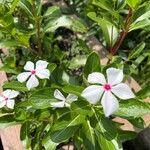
{"left": 103, "top": 84, "right": 112, "bottom": 91}
{"left": 31, "top": 70, "right": 36, "bottom": 75}
{"left": 4, "top": 97, "right": 8, "bottom": 101}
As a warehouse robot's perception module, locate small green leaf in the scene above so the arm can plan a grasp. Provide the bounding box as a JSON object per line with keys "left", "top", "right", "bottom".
{"left": 3, "top": 81, "right": 28, "bottom": 92}
{"left": 92, "top": 0, "right": 119, "bottom": 18}
{"left": 84, "top": 52, "right": 101, "bottom": 78}
{"left": 0, "top": 115, "right": 19, "bottom": 128}
{"left": 44, "top": 16, "right": 72, "bottom": 33}
{"left": 71, "top": 100, "right": 93, "bottom": 116}
{"left": 136, "top": 86, "right": 150, "bottom": 99}
{"left": 128, "top": 42, "right": 145, "bottom": 59}
{"left": 129, "top": 19, "right": 150, "bottom": 31}
{"left": 20, "top": 121, "right": 31, "bottom": 149}
{"left": 129, "top": 117, "right": 145, "bottom": 129}
{"left": 63, "top": 85, "right": 84, "bottom": 97}
{"left": 126, "top": 0, "right": 142, "bottom": 8}
{"left": 68, "top": 55, "right": 87, "bottom": 69}
{"left": 19, "top": 0, "right": 34, "bottom": 18}
{"left": 42, "top": 137, "right": 58, "bottom": 150}
{"left": 118, "top": 130, "right": 136, "bottom": 141}
{"left": 43, "top": 6, "right": 60, "bottom": 18}
{"left": 0, "top": 40, "right": 20, "bottom": 48}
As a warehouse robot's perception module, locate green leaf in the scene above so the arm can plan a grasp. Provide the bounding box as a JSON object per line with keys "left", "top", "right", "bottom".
{"left": 126, "top": 0, "right": 142, "bottom": 8}
{"left": 68, "top": 55, "right": 87, "bottom": 69}
{"left": 129, "top": 19, "right": 150, "bottom": 31}
{"left": 87, "top": 12, "right": 118, "bottom": 47}
{"left": 132, "top": 5, "right": 150, "bottom": 23}
{"left": 71, "top": 19, "right": 87, "bottom": 33}
{"left": 0, "top": 40, "right": 20, "bottom": 48}
{"left": 71, "top": 100, "right": 93, "bottom": 116}
{"left": 3, "top": 81, "right": 28, "bottom": 92}
{"left": 44, "top": 16, "right": 72, "bottom": 33}
{"left": 19, "top": 0, "right": 34, "bottom": 18}
{"left": 95, "top": 131, "right": 120, "bottom": 150}
{"left": 83, "top": 52, "right": 101, "bottom": 78}
{"left": 48, "top": 63, "right": 57, "bottom": 72}
{"left": 14, "top": 108, "right": 27, "bottom": 121}
{"left": 96, "top": 116, "right": 118, "bottom": 140}
{"left": 50, "top": 115, "right": 85, "bottom": 143}
{"left": 10, "top": 0, "right": 20, "bottom": 13}
{"left": 136, "top": 86, "right": 150, "bottom": 99}
{"left": 0, "top": 115, "right": 19, "bottom": 128}
{"left": 63, "top": 85, "right": 84, "bottom": 97}
{"left": 115, "top": 99, "right": 150, "bottom": 118}
{"left": 42, "top": 136, "right": 58, "bottom": 150}
{"left": 82, "top": 120, "right": 96, "bottom": 150}
{"left": 28, "top": 88, "right": 56, "bottom": 109}
{"left": 118, "top": 130, "right": 136, "bottom": 141}
{"left": 43, "top": 6, "right": 60, "bottom": 18}
{"left": 92, "top": 0, "right": 119, "bottom": 18}
{"left": 20, "top": 121, "right": 31, "bottom": 149}
{"left": 128, "top": 42, "right": 145, "bottom": 59}
{"left": 129, "top": 117, "right": 145, "bottom": 129}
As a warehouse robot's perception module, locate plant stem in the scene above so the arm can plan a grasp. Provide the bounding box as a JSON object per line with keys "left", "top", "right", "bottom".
{"left": 110, "top": 8, "right": 133, "bottom": 55}
{"left": 36, "top": 17, "right": 42, "bottom": 56}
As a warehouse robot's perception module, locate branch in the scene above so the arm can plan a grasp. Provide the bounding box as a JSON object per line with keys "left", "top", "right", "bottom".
{"left": 110, "top": 8, "right": 133, "bottom": 55}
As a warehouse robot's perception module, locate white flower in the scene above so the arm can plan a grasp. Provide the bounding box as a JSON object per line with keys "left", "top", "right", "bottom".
{"left": 17, "top": 60, "right": 50, "bottom": 90}
{"left": 51, "top": 89, "right": 78, "bottom": 108}
{"left": 0, "top": 90, "right": 19, "bottom": 109}
{"left": 81, "top": 68, "right": 135, "bottom": 117}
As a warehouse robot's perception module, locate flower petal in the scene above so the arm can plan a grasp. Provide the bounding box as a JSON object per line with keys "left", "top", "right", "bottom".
{"left": 36, "top": 69, "right": 50, "bottom": 79}
{"left": 54, "top": 89, "right": 66, "bottom": 101}
{"left": 101, "top": 92, "right": 119, "bottom": 117}
{"left": 17, "top": 72, "right": 31, "bottom": 83}
{"left": 0, "top": 98, "right": 5, "bottom": 108}
{"left": 2, "top": 90, "right": 11, "bottom": 97}
{"left": 111, "top": 83, "right": 135, "bottom": 100}
{"left": 81, "top": 85, "right": 104, "bottom": 104}
{"left": 6, "top": 99, "right": 15, "bottom": 109}
{"left": 26, "top": 75, "right": 39, "bottom": 90}
{"left": 106, "top": 68, "right": 123, "bottom": 85}
{"left": 66, "top": 94, "right": 78, "bottom": 103}
{"left": 7, "top": 90, "right": 19, "bottom": 99}
{"left": 24, "top": 61, "right": 34, "bottom": 71}
{"left": 36, "top": 60, "right": 49, "bottom": 69}
{"left": 0, "top": 96, "right": 4, "bottom": 101}
{"left": 51, "top": 101, "right": 65, "bottom": 108}
{"left": 88, "top": 72, "right": 106, "bottom": 85}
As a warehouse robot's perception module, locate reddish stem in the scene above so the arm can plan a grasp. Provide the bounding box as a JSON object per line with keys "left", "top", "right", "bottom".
{"left": 110, "top": 8, "right": 133, "bottom": 55}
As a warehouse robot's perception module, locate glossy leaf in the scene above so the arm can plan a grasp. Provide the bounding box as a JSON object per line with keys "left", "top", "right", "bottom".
{"left": 28, "top": 88, "right": 56, "bottom": 109}
{"left": 128, "top": 42, "right": 145, "bottom": 59}
{"left": 115, "top": 99, "right": 150, "bottom": 118}
{"left": 88, "top": 12, "right": 118, "bottom": 47}
{"left": 0, "top": 115, "right": 19, "bottom": 128}
{"left": 20, "top": 121, "right": 31, "bottom": 149}
{"left": 3, "top": 81, "right": 28, "bottom": 92}
{"left": 50, "top": 115, "right": 85, "bottom": 143}
{"left": 126, "top": 0, "right": 142, "bottom": 8}
{"left": 83, "top": 52, "right": 101, "bottom": 78}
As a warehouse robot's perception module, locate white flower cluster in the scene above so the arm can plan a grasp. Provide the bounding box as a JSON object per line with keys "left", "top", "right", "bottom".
{"left": 0, "top": 60, "right": 135, "bottom": 117}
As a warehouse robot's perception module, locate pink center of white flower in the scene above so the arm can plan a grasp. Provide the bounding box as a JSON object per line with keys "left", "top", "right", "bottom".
{"left": 31, "top": 70, "right": 36, "bottom": 75}
{"left": 103, "top": 84, "right": 112, "bottom": 91}
{"left": 4, "top": 97, "right": 8, "bottom": 101}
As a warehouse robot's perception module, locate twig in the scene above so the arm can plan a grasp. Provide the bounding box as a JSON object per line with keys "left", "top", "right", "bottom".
{"left": 110, "top": 8, "right": 133, "bottom": 55}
